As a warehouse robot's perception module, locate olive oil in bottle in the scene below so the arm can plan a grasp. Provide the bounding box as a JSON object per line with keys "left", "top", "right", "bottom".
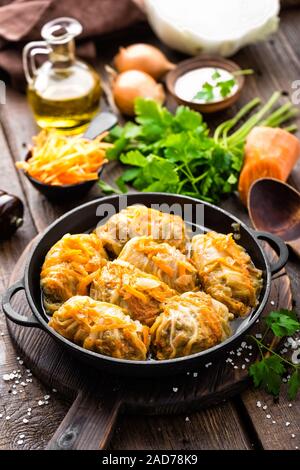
{"left": 23, "top": 18, "right": 101, "bottom": 133}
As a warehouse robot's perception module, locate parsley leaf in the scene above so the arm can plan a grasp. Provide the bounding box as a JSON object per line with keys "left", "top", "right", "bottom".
{"left": 249, "top": 355, "right": 286, "bottom": 396}
{"left": 193, "top": 82, "right": 214, "bottom": 102}
{"left": 288, "top": 370, "right": 300, "bottom": 400}
{"left": 265, "top": 309, "right": 300, "bottom": 337}
{"left": 173, "top": 105, "right": 204, "bottom": 131}
{"left": 120, "top": 150, "right": 148, "bottom": 167}
{"left": 217, "top": 78, "right": 236, "bottom": 98}
{"left": 98, "top": 180, "right": 121, "bottom": 195}
{"left": 212, "top": 69, "right": 221, "bottom": 80}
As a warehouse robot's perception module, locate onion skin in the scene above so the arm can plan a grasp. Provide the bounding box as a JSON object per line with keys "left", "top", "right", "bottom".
{"left": 114, "top": 43, "right": 175, "bottom": 79}
{"left": 113, "top": 70, "right": 165, "bottom": 116}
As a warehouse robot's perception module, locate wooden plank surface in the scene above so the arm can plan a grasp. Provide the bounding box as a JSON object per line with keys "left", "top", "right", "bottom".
{"left": 0, "top": 8, "right": 299, "bottom": 450}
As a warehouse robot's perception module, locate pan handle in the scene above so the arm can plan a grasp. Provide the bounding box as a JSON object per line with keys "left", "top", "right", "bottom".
{"left": 254, "top": 231, "right": 289, "bottom": 275}
{"left": 46, "top": 388, "right": 123, "bottom": 450}
{"left": 2, "top": 279, "right": 41, "bottom": 328}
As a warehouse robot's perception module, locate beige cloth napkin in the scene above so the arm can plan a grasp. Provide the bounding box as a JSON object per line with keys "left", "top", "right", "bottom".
{"left": 0, "top": 0, "right": 145, "bottom": 89}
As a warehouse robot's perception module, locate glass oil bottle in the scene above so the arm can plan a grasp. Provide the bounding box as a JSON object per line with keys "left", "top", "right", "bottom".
{"left": 23, "top": 17, "right": 101, "bottom": 133}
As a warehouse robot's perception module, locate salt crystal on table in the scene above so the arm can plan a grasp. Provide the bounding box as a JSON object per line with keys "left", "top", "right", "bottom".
{"left": 27, "top": 408, "right": 31, "bottom": 412}
{"left": 52, "top": 389, "right": 57, "bottom": 393}
{"left": 241, "top": 365, "right": 246, "bottom": 369}
{"left": 292, "top": 434, "right": 295, "bottom": 438}
{"left": 286, "top": 422, "right": 291, "bottom": 427}
{"left": 6, "top": 416, "right": 10, "bottom": 420}
{"left": 12, "top": 391, "right": 17, "bottom": 395}
{"left": 17, "top": 440, "right": 24, "bottom": 445}
{"left": 255, "top": 334, "right": 262, "bottom": 339}
{"left": 272, "top": 421, "right": 276, "bottom": 424}
{"left": 38, "top": 400, "right": 44, "bottom": 406}
{"left": 266, "top": 414, "right": 271, "bottom": 419}
{"left": 0, "top": 414, "right": 3, "bottom": 418}
{"left": 19, "top": 434, "right": 25, "bottom": 439}
{"left": 263, "top": 405, "right": 267, "bottom": 410}
{"left": 18, "top": 360, "right": 24, "bottom": 365}
{"left": 256, "top": 401, "right": 261, "bottom": 408}
{"left": 289, "top": 403, "right": 292, "bottom": 407}
{"left": 185, "top": 417, "right": 190, "bottom": 422}
{"left": 3, "top": 374, "right": 11, "bottom": 381}
{"left": 44, "top": 395, "right": 50, "bottom": 400}
{"left": 241, "top": 342, "right": 247, "bottom": 348}
{"left": 22, "top": 418, "right": 28, "bottom": 424}
{"left": 193, "top": 372, "right": 198, "bottom": 377}
{"left": 173, "top": 387, "right": 178, "bottom": 392}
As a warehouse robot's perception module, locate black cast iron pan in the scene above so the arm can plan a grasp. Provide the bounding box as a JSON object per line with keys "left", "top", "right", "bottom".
{"left": 2, "top": 193, "right": 288, "bottom": 377}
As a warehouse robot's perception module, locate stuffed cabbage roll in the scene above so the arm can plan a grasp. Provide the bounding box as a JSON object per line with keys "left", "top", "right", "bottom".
{"left": 48, "top": 295, "right": 149, "bottom": 360}
{"left": 90, "top": 259, "right": 176, "bottom": 326}
{"left": 118, "top": 236, "right": 198, "bottom": 293}
{"left": 95, "top": 205, "right": 188, "bottom": 256}
{"left": 41, "top": 233, "right": 108, "bottom": 315}
{"left": 191, "top": 232, "right": 262, "bottom": 317}
{"left": 150, "top": 291, "right": 232, "bottom": 360}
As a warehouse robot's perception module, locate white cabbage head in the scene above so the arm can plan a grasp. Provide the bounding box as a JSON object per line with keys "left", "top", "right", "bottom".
{"left": 144, "top": 0, "right": 280, "bottom": 57}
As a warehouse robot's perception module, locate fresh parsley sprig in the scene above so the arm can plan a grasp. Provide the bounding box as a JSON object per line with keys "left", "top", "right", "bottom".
{"left": 249, "top": 309, "right": 300, "bottom": 399}
{"left": 193, "top": 68, "right": 254, "bottom": 102}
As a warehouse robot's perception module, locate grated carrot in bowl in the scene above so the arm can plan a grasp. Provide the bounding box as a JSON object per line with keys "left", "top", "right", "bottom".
{"left": 16, "top": 130, "right": 111, "bottom": 186}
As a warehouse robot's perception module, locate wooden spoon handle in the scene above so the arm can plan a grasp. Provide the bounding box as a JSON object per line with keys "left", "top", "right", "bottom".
{"left": 46, "top": 389, "right": 122, "bottom": 450}
{"left": 288, "top": 239, "right": 300, "bottom": 258}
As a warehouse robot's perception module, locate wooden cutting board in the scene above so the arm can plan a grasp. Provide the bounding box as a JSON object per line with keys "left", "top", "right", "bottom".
{"left": 5, "top": 239, "right": 292, "bottom": 450}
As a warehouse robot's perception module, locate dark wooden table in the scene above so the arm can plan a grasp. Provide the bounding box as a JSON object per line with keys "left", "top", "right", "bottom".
{"left": 0, "top": 9, "right": 300, "bottom": 450}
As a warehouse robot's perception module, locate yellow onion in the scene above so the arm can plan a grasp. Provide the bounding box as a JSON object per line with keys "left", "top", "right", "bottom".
{"left": 114, "top": 43, "right": 175, "bottom": 79}
{"left": 112, "top": 70, "right": 165, "bottom": 116}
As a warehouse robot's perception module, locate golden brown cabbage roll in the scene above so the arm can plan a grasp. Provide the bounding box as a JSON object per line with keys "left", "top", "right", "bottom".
{"left": 41, "top": 233, "right": 108, "bottom": 315}
{"left": 95, "top": 205, "right": 188, "bottom": 256}
{"left": 191, "top": 232, "right": 262, "bottom": 317}
{"left": 118, "top": 236, "right": 198, "bottom": 293}
{"left": 90, "top": 259, "right": 176, "bottom": 326}
{"left": 150, "top": 291, "right": 232, "bottom": 360}
{"left": 48, "top": 296, "right": 149, "bottom": 360}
